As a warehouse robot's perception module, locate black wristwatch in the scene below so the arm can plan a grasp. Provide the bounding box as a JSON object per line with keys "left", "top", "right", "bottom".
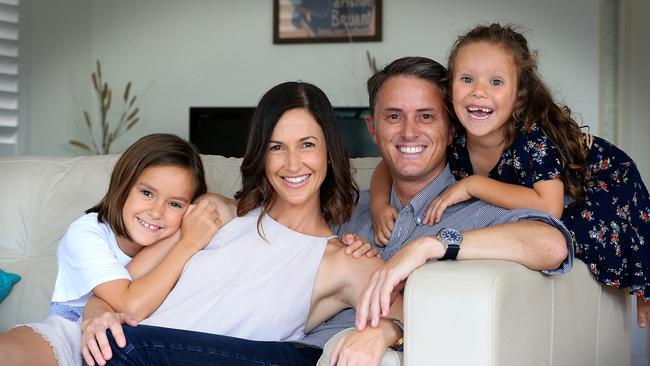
{"left": 436, "top": 227, "right": 463, "bottom": 260}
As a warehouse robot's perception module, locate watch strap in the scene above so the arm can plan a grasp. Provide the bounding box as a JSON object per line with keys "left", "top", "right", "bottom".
{"left": 441, "top": 244, "right": 460, "bottom": 260}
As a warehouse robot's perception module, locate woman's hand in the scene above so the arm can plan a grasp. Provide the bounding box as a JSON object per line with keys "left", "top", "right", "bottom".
{"left": 341, "top": 233, "right": 380, "bottom": 258}
{"left": 371, "top": 205, "right": 398, "bottom": 247}
{"left": 424, "top": 177, "right": 473, "bottom": 224}
{"left": 178, "top": 199, "right": 222, "bottom": 251}
{"left": 81, "top": 311, "right": 138, "bottom": 366}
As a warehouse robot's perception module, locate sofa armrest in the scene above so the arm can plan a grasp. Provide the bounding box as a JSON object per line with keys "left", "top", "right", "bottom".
{"left": 403, "top": 259, "right": 629, "bottom": 366}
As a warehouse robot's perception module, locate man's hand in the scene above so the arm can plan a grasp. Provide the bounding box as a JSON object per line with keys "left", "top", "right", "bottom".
{"left": 342, "top": 233, "right": 380, "bottom": 258}
{"left": 81, "top": 311, "right": 138, "bottom": 366}
{"left": 356, "top": 236, "right": 442, "bottom": 329}
{"left": 424, "top": 177, "right": 473, "bottom": 224}
{"left": 329, "top": 321, "right": 398, "bottom": 366}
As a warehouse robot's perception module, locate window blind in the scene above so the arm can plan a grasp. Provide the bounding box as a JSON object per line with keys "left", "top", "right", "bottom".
{"left": 0, "top": 0, "right": 18, "bottom": 156}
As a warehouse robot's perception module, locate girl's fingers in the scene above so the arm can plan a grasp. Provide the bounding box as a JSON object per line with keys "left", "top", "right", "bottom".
{"left": 352, "top": 243, "right": 370, "bottom": 258}
{"left": 434, "top": 202, "right": 445, "bottom": 224}
{"left": 183, "top": 203, "right": 197, "bottom": 218}
{"left": 424, "top": 199, "right": 439, "bottom": 225}
{"left": 366, "top": 248, "right": 379, "bottom": 257}
{"left": 345, "top": 240, "right": 362, "bottom": 255}
{"left": 377, "top": 231, "right": 387, "bottom": 246}
{"left": 423, "top": 205, "right": 435, "bottom": 225}
{"left": 85, "top": 334, "right": 106, "bottom": 366}
{"left": 373, "top": 233, "right": 381, "bottom": 246}
{"left": 81, "top": 346, "right": 97, "bottom": 366}
{"left": 386, "top": 214, "right": 396, "bottom": 231}
{"left": 381, "top": 224, "right": 392, "bottom": 242}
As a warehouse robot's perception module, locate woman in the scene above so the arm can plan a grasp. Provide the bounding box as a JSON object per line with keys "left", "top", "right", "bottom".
{"left": 82, "top": 81, "right": 404, "bottom": 366}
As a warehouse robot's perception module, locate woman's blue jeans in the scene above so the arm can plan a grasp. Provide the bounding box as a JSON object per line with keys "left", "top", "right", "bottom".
{"left": 106, "top": 325, "right": 322, "bottom": 366}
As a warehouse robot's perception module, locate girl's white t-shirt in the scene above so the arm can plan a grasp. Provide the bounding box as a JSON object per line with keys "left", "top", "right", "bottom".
{"left": 50, "top": 212, "right": 132, "bottom": 307}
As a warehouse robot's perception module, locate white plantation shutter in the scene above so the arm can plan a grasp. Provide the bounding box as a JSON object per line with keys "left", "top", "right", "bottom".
{"left": 0, "top": 0, "right": 18, "bottom": 156}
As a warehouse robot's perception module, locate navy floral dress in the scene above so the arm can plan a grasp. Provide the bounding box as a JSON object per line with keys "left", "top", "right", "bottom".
{"left": 448, "top": 123, "right": 650, "bottom": 299}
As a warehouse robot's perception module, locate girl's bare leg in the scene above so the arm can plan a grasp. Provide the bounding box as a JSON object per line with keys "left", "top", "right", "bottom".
{"left": 0, "top": 326, "right": 57, "bottom": 366}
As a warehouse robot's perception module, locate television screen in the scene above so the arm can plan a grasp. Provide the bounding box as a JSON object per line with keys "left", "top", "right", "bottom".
{"left": 190, "top": 107, "right": 380, "bottom": 158}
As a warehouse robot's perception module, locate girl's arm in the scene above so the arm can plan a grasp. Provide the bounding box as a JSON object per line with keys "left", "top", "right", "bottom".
{"left": 126, "top": 193, "right": 237, "bottom": 280}
{"left": 369, "top": 160, "right": 398, "bottom": 245}
{"left": 92, "top": 199, "right": 223, "bottom": 321}
{"left": 426, "top": 175, "right": 564, "bottom": 223}
{"left": 125, "top": 231, "right": 180, "bottom": 280}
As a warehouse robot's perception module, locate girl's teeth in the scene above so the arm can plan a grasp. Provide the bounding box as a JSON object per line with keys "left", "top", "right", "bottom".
{"left": 468, "top": 107, "right": 492, "bottom": 113}
{"left": 285, "top": 175, "right": 308, "bottom": 183}
{"left": 468, "top": 107, "right": 493, "bottom": 119}
{"left": 138, "top": 217, "right": 160, "bottom": 230}
{"left": 399, "top": 146, "right": 425, "bottom": 154}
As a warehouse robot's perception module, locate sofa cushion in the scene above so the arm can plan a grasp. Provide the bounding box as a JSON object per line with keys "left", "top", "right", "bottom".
{"left": 0, "top": 154, "right": 380, "bottom": 330}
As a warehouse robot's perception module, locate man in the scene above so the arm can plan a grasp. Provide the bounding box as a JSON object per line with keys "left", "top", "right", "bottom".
{"left": 82, "top": 57, "right": 571, "bottom": 366}
{"left": 302, "top": 56, "right": 572, "bottom": 365}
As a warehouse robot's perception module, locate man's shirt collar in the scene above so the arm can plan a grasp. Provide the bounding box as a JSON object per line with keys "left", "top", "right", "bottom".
{"left": 389, "top": 164, "right": 456, "bottom": 225}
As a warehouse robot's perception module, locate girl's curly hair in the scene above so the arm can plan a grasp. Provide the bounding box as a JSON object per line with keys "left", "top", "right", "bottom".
{"left": 448, "top": 23, "right": 589, "bottom": 203}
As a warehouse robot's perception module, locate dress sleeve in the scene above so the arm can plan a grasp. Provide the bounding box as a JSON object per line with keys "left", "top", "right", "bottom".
{"left": 519, "top": 123, "right": 564, "bottom": 185}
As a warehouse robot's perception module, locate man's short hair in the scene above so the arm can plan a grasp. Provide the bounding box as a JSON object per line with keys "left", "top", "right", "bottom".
{"left": 367, "top": 56, "right": 452, "bottom": 117}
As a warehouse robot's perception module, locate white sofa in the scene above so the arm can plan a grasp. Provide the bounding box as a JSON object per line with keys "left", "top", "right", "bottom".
{"left": 0, "top": 154, "right": 631, "bottom": 365}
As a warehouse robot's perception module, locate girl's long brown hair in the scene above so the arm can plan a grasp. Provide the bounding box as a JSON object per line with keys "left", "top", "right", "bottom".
{"left": 448, "top": 23, "right": 589, "bottom": 203}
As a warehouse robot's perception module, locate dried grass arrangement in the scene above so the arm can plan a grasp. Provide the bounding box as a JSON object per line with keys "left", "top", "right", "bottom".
{"left": 69, "top": 61, "right": 140, "bottom": 154}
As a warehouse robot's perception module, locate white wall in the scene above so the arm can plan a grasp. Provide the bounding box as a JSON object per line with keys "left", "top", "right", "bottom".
{"left": 618, "top": 0, "right": 650, "bottom": 185}
{"left": 21, "top": 0, "right": 601, "bottom": 156}
{"left": 21, "top": 0, "right": 92, "bottom": 155}
{"left": 621, "top": 0, "right": 650, "bottom": 360}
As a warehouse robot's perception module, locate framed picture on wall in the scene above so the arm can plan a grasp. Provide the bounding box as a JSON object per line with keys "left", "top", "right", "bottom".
{"left": 273, "top": 0, "right": 382, "bottom": 44}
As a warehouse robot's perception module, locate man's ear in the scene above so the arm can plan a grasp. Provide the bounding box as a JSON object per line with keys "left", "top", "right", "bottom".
{"left": 364, "top": 114, "right": 378, "bottom": 144}
{"left": 446, "top": 120, "right": 455, "bottom": 145}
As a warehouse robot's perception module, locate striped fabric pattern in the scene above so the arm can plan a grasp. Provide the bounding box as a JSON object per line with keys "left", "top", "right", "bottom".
{"left": 48, "top": 303, "right": 84, "bottom": 322}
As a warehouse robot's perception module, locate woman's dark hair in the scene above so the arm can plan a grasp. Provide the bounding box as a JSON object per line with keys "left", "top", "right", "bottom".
{"left": 448, "top": 23, "right": 589, "bottom": 202}
{"left": 235, "top": 81, "right": 358, "bottom": 231}
{"left": 86, "top": 133, "right": 207, "bottom": 241}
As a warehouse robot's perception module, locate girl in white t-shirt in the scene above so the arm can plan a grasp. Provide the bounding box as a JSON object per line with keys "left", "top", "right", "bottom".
{"left": 0, "top": 133, "right": 235, "bottom": 366}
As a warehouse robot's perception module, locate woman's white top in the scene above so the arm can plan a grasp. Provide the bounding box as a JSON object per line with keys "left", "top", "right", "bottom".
{"left": 142, "top": 208, "right": 331, "bottom": 342}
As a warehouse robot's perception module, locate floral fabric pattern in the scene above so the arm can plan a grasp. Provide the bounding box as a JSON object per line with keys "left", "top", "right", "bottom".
{"left": 449, "top": 123, "right": 650, "bottom": 299}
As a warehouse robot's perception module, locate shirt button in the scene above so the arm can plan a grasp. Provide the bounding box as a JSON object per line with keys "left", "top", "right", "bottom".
{"left": 416, "top": 217, "right": 422, "bottom": 224}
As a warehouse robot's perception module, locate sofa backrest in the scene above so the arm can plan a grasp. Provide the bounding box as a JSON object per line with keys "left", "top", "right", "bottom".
{"left": 0, "top": 154, "right": 380, "bottom": 330}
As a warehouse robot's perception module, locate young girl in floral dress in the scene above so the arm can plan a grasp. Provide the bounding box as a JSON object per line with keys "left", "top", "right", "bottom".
{"left": 370, "top": 23, "right": 650, "bottom": 326}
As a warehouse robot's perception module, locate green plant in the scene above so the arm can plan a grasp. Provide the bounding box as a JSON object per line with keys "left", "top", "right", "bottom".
{"left": 366, "top": 50, "right": 378, "bottom": 74}
{"left": 69, "top": 60, "right": 140, "bottom": 154}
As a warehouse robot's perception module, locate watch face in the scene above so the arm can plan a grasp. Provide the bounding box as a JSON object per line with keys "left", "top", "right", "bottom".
{"left": 440, "top": 228, "right": 462, "bottom": 244}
